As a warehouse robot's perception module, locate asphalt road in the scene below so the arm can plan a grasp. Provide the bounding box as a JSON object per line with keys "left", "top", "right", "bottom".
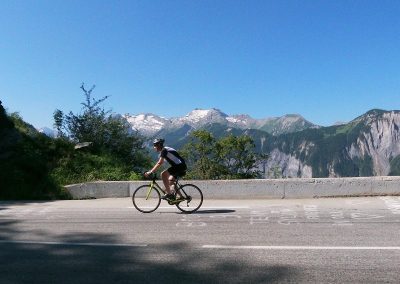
{"left": 1, "top": 196, "right": 400, "bottom": 283}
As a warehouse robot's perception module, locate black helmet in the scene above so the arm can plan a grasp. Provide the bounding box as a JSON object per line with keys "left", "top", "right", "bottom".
{"left": 153, "top": 138, "right": 165, "bottom": 147}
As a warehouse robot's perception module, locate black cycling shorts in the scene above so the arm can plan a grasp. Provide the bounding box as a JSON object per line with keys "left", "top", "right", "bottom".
{"left": 167, "top": 163, "right": 187, "bottom": 178}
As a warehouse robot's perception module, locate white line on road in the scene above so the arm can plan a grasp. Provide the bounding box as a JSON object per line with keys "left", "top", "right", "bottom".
{"left": 0, "top": 240, "right": 147, "bottom": 247}
{"left": 202, "top": 245, "right": 400, "bottom": 250}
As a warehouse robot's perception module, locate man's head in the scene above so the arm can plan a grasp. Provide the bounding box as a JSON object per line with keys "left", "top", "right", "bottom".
{"left": 152, "top": 138, "right": 165, "bottom": 151}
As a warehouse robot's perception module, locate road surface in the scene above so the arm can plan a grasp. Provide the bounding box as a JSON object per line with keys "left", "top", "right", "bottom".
{"left": 1, "top": 196, "right": 400, "bottom": 283}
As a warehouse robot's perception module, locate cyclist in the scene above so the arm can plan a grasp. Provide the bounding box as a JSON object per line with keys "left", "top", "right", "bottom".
{"left": 145, "top": 138, "right": 187, "bottom": 200}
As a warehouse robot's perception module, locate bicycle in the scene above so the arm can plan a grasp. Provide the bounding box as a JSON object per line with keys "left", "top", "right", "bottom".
{"left": 132, "top": 173, "right": 203, "bottom": 213}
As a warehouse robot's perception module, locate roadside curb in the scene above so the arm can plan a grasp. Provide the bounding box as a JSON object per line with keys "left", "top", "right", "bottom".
{"left": 64, "top": 176, "right": 400, "bottom": 199}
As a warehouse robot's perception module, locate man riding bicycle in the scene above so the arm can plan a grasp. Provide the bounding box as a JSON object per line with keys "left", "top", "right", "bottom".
{"left": 145, "top": 138, "right": 187, "bottom": 201}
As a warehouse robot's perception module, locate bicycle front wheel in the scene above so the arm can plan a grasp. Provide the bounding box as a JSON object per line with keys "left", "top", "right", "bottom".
{"left": 132, "top": 185, "right": 161, "bottom": 213}
{"left": 176, "top": 184, "right": 203, "bottom": 213}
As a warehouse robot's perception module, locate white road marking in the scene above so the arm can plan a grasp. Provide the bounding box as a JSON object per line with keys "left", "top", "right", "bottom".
{"left": 0, "top": 240, "right": 147, "bottom": 247}
{"left": 202, "top": 245, "right": 400, "bottom": 250}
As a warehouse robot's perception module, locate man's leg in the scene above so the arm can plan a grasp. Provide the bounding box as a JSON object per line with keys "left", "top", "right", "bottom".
{"left": 161, "top": 170, "right": 172, "bottom": 194}
{"left": 168, "top": 175, "right": 176, "bottom": 193}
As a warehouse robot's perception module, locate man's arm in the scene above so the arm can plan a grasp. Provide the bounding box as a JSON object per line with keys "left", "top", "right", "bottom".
{"left": 145, "top": 157, "right": 164, "bottom": 176}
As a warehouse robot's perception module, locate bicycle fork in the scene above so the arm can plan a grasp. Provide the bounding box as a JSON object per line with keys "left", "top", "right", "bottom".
{"left": 146, "top": 182, "right": 155, "bottom": 200}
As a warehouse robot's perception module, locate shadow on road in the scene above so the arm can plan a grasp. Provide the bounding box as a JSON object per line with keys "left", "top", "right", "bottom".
{"left": 193, "top": 209, "right": 236, "bottom": 214}
{"left": 0, "top": 200, "right": 60, "bottom": 206}
{"left": 0, "top": 218, "right": 298, "bottom": 283}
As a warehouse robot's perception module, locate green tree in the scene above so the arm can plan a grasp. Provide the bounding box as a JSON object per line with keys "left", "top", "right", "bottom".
{"left": 53, "top": 109, "right": 64, "bottom": 137}
{"left": 182, "top": 130, "right": 264, "bottom": 179}
{"left": 216, "top": 134, "right": 262, "bottom": 178}
{"left": 181, "top": 130, "right": 220, "bottom": 179}
{"left": 63, "top": 84, "right": 110, "bottom": 149}
{"left": 52, "top": 84, "right": 151, "bottom": 182}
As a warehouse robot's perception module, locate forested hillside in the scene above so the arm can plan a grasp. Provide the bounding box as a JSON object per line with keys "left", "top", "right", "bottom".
{"left": 0, "top": 100, "right": 65, "bottom": 199}
{"left": 0, "top": 86, "right": 152, "bottom": 200}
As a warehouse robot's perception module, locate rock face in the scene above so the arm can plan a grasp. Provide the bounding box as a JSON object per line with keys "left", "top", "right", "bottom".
{"left": 347, "top": 111, "right": 400, "bottom": 176}
{"left": 263, "top": 110, "right": 400, "bottom": 178}
{"left": 264, "top": 149, "right": 313, "bottom": 178}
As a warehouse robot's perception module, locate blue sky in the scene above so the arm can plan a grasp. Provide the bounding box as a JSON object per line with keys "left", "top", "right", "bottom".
{"left": 1, "top": 0, "right": 399, "bottom": 128}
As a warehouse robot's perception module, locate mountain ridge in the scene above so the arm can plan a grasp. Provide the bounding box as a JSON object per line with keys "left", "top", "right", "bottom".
{"left": 124, "top": 108, "right": 319, "bottom": 137}
{"left": 137, "top": 108, "right": 400, "bottom": 178}
{"left": 36, "top": 107, "right": 400, "bottom": 178}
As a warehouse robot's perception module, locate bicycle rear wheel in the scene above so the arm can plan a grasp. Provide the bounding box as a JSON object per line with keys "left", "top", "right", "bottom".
{"left": 176, "top": 184, "right": 203, "bottom": 213}
{"left": 132, "top": 185, "right": 161, "bottom": 213}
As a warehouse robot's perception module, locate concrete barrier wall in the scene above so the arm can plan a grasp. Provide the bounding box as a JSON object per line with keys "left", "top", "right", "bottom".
{"left": 65, "top": 176, "right": 400, "bottom": 199}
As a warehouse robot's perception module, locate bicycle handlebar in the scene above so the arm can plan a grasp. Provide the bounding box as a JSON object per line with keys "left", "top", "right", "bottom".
{"left": 144, "top": 172, "right": 183, "bottom": 183}
{"left": 144, "top": 172, "right": 157, "bottom": 181}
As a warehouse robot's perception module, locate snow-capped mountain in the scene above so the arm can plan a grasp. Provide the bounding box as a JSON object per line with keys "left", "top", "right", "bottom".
{"left": 177, "top": 108, "right": 228, "bottom": 126}
{"left": 225, "top": 114, "right": 275, "bottom": 130}
{"left": 38, "top": 127, "right": 58, "bottom": 138}
{"left": 124, "top": 108, "right": 318, "bottom": 137}
{"left": 124, "top": 114, "right": 169, "bottom": 136}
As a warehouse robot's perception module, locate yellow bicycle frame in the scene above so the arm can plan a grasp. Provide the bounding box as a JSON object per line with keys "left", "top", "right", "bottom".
{"left": 146, "top": 181, "right": 155, "bottom": 200}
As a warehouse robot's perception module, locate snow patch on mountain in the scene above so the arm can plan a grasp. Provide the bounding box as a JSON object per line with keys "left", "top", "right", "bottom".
{"left": 185, "top": 109, "right": 212, "bottom": 123}
{"left": 124, "top": 108, "right": 318, "bottom": 137}
{"left": 124, "top": 113, "right": 169, "bottom": 136}
{"left": 175, "top": 108, "right": 228, "bottom": 127}
{"left": 38, "top": 127, "right": 58, "bottom": 137}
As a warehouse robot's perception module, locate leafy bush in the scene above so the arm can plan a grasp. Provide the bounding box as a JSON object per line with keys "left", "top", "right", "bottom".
{"left": 181, "top": 130, "right": 264, "bottom": 179}
{"left": 51, "top": 150, "right": 142, "bottom": 185}
{"left": 54, "top": 84, "right": 151, "bottom": 174}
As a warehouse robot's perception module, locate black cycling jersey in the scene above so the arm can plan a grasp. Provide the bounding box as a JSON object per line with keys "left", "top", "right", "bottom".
{"left": 159, "top": 147, "right": 186, "bottom": 167}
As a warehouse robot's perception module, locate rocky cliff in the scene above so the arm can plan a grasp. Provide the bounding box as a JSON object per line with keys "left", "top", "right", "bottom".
{"left": 347, "top": 110, "right": 400, "bottom": 176}
{"left": 264, "top": 109, "right": 400, "bottom": 178}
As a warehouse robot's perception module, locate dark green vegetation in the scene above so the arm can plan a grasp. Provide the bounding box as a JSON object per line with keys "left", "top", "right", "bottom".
{"left": 181, "top": 130, "right": 266, "bottom": 179}
{"left": 52, "top": 84, "right": 151, "bottom": 186}
{"left": 0, "top": 85, "right": 151, "bottom": 200}
{"left": 0, "top": 102, "right": 66, "bottom": 199}
{"left": 1, "top": 85, "right": 266, "bottom": 200}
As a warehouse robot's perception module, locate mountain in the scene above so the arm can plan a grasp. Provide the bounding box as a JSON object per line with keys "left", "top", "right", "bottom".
{"left": 347, "top": 109, "right": 400, "bottom": 176}
{"left": 124, "top": 108, "right": 318, "bottom": 138}
{"left": 38, "top": 127, "right": 58, "bottom": 138}
{"left": 125, "top": 113, "right": 169, "bottom": 137}
{"left": 259, "top": 114, "right": 318, "bottom": 135}
{"left": 27, "top": 106, "right": 400, "bottom": 178}
{"left": 128, "top": 108, "right": 400, "bottom": 178}
{"left": 259, "top": 109, "right": 400, "bottom": 178}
